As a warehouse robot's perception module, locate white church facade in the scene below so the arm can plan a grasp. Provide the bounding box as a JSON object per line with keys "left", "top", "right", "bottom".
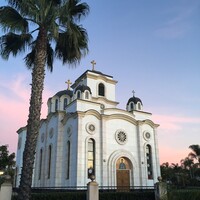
{"left": 15, "top": 64, "right": 161, "bottom": 188}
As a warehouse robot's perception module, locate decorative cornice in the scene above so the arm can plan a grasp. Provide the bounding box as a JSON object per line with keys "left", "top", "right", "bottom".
{"left": 17, "top": 126, "right": 27, "bottom": 134}
{"left": 138, "top": 119, "right": 159, "bottom": 128}
{"left": 92, "top": 97, "right": 119, "bottom": 106}
{"left": 86, "top": 73, "right": 118, "bottom": 84}
{"left": 102, "top": 113, "right": 138, "bottom": 125}
{"left": 84, "top": 109, "right": 101, "bottom": 120}
{"left": 61, "top": 112, "right": 77, "bottom": 125}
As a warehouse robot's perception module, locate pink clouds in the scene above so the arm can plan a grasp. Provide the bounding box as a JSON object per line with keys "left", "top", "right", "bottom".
{"left": 152, "top": 114, "right": 200, "bottom": 132}
{"left": 0, "top": 74, "right": 199, "bottom": 166}
{"left": 159, "top": 145, "right": 191, "bottom": 164}
{"left": 0, "top": 73, "right": 51, "bottom": 154}
{"left": 152, "top": 113, "right": 200, "bottom": 164}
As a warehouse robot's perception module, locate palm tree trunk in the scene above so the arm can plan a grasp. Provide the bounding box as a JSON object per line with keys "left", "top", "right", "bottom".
{"left": 18, "top": 27, "right": 47, "bottom": 200}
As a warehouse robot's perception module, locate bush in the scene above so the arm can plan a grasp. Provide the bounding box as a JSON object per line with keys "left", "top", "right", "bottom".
{"left": 100, "top": 191, "right": 155, "bottom": 200}
{"left": 168, "top": 189, "right": 200, "bottom": 200}
{"left": 12, "top": 190, "right": 155, "bottom": 200}
{"left": 12, "top": 192, "right": 86, "bottom": 200}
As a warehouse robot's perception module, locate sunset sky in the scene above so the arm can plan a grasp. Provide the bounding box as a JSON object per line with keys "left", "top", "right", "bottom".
{"left": 0, "top": 0, "right": 200, "bottom": 164}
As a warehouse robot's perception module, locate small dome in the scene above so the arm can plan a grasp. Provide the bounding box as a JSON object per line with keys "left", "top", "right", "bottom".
{"left": 55, "top": 90, "right": 73, "bottom": 97}
{"left": 127, "top": 96, "right": 143, "bottom": 105}
{"left": 75, "top": 85, "right": 92, "bottom": 94}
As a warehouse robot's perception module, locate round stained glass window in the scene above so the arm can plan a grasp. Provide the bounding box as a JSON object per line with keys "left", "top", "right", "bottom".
{"left": 86, "top": 123, "right": 96, "bottom": 135}
{"left": 143, "top": 131, "right": 151, "bottom": 141}
{"left": 115, "top": 130, "right": 127, "bottom": 145}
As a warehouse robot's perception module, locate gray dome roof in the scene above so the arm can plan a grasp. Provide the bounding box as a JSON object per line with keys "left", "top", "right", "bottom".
{"left": 127, "top": 96, "right": 143, "bottom": 105}
{"left": 55, "top": 90, "right": 73, "bottom": 97}
{"left": 75, "top": 85, "right": 92, "bottom": 94}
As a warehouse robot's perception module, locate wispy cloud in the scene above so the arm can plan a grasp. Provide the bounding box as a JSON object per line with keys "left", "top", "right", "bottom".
{"left": 0, "top": 74, "right": 52, "bottom": 153}
{"left": 152, "top": 114, "right": 200, "bottom": 132}
{"left": 155, "top": 1, "right": 200, "bottom": 39}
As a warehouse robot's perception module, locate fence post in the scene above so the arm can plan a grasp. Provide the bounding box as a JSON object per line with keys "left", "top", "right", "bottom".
{"left": 0, "top": 175, "right": 12, "bottom": 200}
{"left": 154, "top": 176, "right": 168, "bottom": 200}
{"left": 87, "top": 175, "right": 99, "bottom": 200}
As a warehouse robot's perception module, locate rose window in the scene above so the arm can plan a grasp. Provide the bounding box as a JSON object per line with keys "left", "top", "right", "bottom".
{"left": 115, "top": 130, "right": 127, "bottom": 145}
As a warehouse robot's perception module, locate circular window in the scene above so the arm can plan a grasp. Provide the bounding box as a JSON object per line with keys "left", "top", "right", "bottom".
{"left": 143, "top": 131, "right": 151, "bottom": 141}
{"left": 115, "top": 130, "right": 127, "bottom": 145}
{"left": 89, "top": 124, "right": 95, "bottom": 132}
{"left": 100, "top": 104, "right": 105, "bottom": 109}
{"left": 86, "top": 123, "right": 96, "bottom": 135}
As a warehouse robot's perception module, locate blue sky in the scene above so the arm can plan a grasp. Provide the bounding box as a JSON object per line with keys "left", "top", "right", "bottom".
{"left": 0, "top": 0, "right": 200, "bottom": 164}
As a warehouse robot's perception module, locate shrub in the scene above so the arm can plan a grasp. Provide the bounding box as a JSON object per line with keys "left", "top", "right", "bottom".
{"left": 168, "top": 189, "right": 200, "bottom": 200}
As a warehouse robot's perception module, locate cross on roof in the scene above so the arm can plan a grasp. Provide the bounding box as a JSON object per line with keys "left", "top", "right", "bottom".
{"left": 91, "top": 60, "right": 96, "bottom": 71}
{"left": 132, "top": 90, "right": 135, "bottom": 97}
{"left": 65, "top": 79, "right": 72, "bottom": 90}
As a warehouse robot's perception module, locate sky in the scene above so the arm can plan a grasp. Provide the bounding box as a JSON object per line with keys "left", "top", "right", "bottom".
{"left": 0, "top": 0, "right": 200, "bottom": 165}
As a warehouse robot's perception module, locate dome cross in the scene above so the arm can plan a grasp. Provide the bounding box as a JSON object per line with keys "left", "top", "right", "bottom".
{"left": 65, "top": 79, "right": 72, "bottom": 90}
{"left": 91, "top": 60, "right": 96, "bottom": 71}
{"left": 132, "top": 90, "right": 135, "bottom": 97}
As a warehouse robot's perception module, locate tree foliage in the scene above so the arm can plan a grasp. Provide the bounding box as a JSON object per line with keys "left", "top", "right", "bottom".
{"left": 0, "top": 145, "right": 15, "bottom": 177}
{"left": 0, "top": 0, "right": 89, "bottom": 199}
{"left": 161, "top": 144, "right": 200, "bottom": 187}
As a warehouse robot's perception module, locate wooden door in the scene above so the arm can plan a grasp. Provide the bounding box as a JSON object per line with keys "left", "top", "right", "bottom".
{"left": 117, "top": 170, "right": 130, "bottom": 191}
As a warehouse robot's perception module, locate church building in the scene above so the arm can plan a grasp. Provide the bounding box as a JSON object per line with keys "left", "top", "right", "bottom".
{"left": 15, "top": 62, "right": 161, "bottom": 188}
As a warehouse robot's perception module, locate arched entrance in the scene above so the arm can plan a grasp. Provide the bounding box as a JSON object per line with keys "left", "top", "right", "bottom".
{"left": 116, "top": 157, "right": 131, "bottom": 191}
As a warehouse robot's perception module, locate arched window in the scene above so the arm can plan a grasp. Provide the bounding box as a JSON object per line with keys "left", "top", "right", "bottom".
{"left": 77, "top": 91, "right": 81, "bottom": 99}
{"left": 48, "top": 145, "right": 52, "bottom": 179}
{"left": 98, "top": 83, "right": 105, "bottom": 96}
{"left": 66, "top": 141, "right": 70, "bottom": 179}
{"left": 146, "top": 145, "right": 153, "bottom": 179}
{"left": 55, "top": 99, "right": 58, "bottom": 111}
{"left": 85, "top": 91, "right": 89, "bottom": 99}
{"left": 138, "top": 102, "right": 141, "bottom": 110}
{"left": 88, "top": 139, "right": 95, "bottom": 178}
{"left": 14, "top": 167, "right": 18, "bottom": 187}
{"left": 130, "top": 103, "right": 134, "bottom": 110}
{"left": 39, "top": 149, "right": 43, "bottom": 180}
{"left": 63, "top": 98, "right": 68, "bottom": 110}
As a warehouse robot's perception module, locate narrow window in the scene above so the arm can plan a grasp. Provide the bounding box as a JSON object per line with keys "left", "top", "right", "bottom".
{"left": 138, "top": 102, "right": 141, "bottom": 110}
{"left": 39, "top": 149, "right": 43, "bottom": 180}
{"left": 77, "top": 91, "right": 81, "bottom": 99}
{"left": 14, "top": 167, "right": 18, "bottom": 187}
{"left": 63, "top": 98, "right": 68, "bottom": 110}
{"left": 146, "top": 145, "right": 153, "bottom": 179}
{"left": 98, "top": 83, "right": 105, "bottom": 96}
{"left": 48, "top": 145, "right": 52, "bottom": 179}
{"left": 88, "top": 139, "right": 95, "bottom": 178}
{"left": 66, "top": 141, "right": 70, "bottom": 179}
{"left": 85, "top": 91, "right": 89, "bottom": 99}
{"left": 130, "top": 103, "right": 134, "bottom": 110}
{"left": 49, "top": 102, "right": 52, "bottom": 113}
{"left": 55, "top": 99, "right": 58, "bottom": 111}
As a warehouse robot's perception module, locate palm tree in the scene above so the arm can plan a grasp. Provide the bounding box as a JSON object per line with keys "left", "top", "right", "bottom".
{"left": 189, "top": 145, "right": 200, "bottom": 164}
{"left": 180, "top": 157, "right": 194, "bottom": 179}
{"left": 0, "top": 0, "right": 89, "bottom": 199}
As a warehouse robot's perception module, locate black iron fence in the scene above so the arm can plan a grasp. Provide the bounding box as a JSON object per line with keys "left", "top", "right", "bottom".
{"left": 12, "top": 186, "right": 155, "bottom": 200}
{"left": 13, "top": 185, "right": 154, "bottom": 193}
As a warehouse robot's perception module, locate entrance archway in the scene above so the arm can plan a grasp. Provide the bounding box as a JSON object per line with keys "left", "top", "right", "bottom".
{"left": 116, "top": 157, "right": 131, "bottom": 191}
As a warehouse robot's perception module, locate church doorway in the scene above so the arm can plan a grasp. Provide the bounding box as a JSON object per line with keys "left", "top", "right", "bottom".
{"left": 116, "top": 157, "right": 131, "bottom": 191}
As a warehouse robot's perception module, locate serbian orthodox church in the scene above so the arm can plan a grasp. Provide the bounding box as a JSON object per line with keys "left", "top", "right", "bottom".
{"left": 15, "top": 62, "right": 161, "bottom": 188}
